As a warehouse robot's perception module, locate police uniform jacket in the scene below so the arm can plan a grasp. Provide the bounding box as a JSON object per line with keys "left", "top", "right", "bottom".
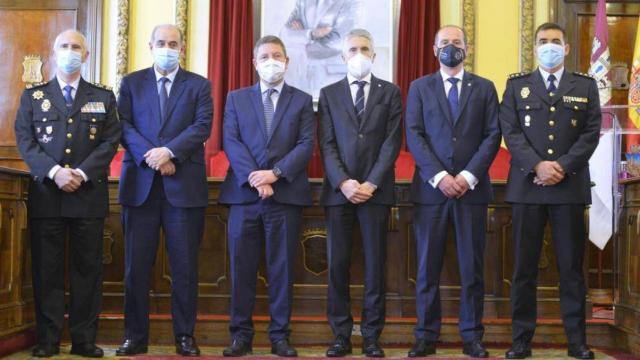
{"left": 499, "top": 70, "right": 601, "bottom": 204}
{"left": 14, "top": 78, "right": 122, "bottom": 218}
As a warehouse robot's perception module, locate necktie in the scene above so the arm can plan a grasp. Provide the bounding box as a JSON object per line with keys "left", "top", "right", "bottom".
{"left": 63, "top": 85, "right": 73, "bottom": 107}
{"left": 159, "top": 77, "right": 169, "bottom": 121}
{"left": 354, "top": 80, "right": 366, "bottom": 123}
{"left": 447, "top": 77, "right": 460, "bottom": 119}
{"left": 547, "top": 74, "right": 557, "bottom": 93}
{"left": 264, "top": 88, "right": 277, "bottom": 137}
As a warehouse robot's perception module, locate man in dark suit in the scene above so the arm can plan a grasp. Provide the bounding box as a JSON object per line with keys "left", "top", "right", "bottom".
{"left": 14, "top": 29, "right": 121, "bottom": 358}
{"left": 318, "top": 28, "right": 402, "bottom": 358}
{"left": 115, "top": 24, "right": 213, "bottom": 357}
{"left": 500, "top": 23, "right": 601, "bottom": 360}
{"left": 219, "top": 35, "right": 315, "bottom": 357}
{"left": 405, "top": 25, "right": 501, "bottom": 358}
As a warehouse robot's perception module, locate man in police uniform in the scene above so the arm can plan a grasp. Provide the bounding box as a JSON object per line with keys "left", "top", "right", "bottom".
{"left": 14, "top": 29, "right": 121, "bottom": 358}
{"left": 499, "top": 23, "right": 600, "bottom": 359}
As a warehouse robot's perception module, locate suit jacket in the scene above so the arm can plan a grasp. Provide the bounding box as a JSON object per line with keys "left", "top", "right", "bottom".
{"left": 118, "top": 67, "right": 213, "bottom": 208}
{"left": 318, "top": 75, "right": 402, "bottom": 206}
{"left": 219, "top": 82, "right": 315, "bottom": 207}
{"left": 405, "top": 71, "right": 501, "bottom": 205}
{"left": 14, "top": 78, "right": 121, "bottom": 218}
{"left": 499, "top": 70, "right": 601, "bottom": 204}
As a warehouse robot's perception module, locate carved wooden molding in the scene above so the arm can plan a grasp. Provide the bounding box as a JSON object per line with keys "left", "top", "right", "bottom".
{"left": 175, "top": 0, "right": 188, "bottom": 69}
{"left": 462, "top": 0, "right": 475, "bottom": 72}
{"left": 115, "top": 0, "right": 130, "bottom": 97}
{"left": 520, "top": 0, "right": 535, "bottom": 72}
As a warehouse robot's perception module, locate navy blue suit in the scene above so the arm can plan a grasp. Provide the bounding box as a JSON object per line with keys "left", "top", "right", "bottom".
{"left": 220, "top": 82, "right": 315, "bottom": 344}
{"left": 405, "top": 71, "right": 500, "bottom": 343}
{"left": 118, "top": 67, "right": 213, "bottom": 344}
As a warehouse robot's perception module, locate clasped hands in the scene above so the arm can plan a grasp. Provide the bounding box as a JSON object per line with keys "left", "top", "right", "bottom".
{"left": 248, "top": 170, "right": 279, "bottom": 200}
{"left": 144, "top": 147, "right": 175, "bottom": 176}
{"left": 340, "top": 179, "right": 376, "bottom": 204}
{"left": 438, "top": 174, "right": 471, "bottom": 199}
{"left": 533, "top": 161, "right": 564, "bottom": 186}
{"left": 53, "top": 168, "right": 84, "bottom": 193}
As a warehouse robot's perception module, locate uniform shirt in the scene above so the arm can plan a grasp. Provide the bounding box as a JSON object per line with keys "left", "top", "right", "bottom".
{"left": 429, "top": 68, "right": 478, "bottom": 190}
{"left": 538, "top": 66, "right": 565, "bottom": 91}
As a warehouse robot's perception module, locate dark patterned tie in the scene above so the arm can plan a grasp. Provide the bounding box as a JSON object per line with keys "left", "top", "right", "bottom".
{"left": 63, "top": 85, "right": 73, "bottom": 107}
{"left": 264, "top": 88, "right": 277, "bottom": 137}
{"left": 159, "top": 77, "right": 169, "bottom": 121}
{"left": 547, "top": 74, "right": 557, "bottom": 93}
{"left": 354, "top": 80, "right": 366, "bottom": 124}
{"left": 447, "top": 77, "right": 460, "bottom": 120}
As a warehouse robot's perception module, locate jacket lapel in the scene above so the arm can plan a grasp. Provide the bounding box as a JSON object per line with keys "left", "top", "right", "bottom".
{"left": 339, "top": 77, "right": 360, "bottom": 128}
{"left": 161, "top": 67, "right": 187, "bottom": 128}
{"left": 46, "top": 78, "right": 70, "bottom": 115}
{"left": 144, "top": 68, "right": 162, "bottom": 131}
{"left": 250, "top": 82, "right": 269, "bottom": 141}
{"left": 361, "top": 75, "right": 383, "bottom": 130}
{"left": 454, "top": 72, "right": 474, "bottom": 125}
{"left": 68, "top": 79, "right": 91, "bottom": 117}
{"left": 529, "top": 69, "right": 552, "bottom": 105}
{"left": 267, "top": 83, "right": 293, "bottom": 144}
{"left": 550, "top": 71, "right": 576, "bottom": 105}
{"left": 431, "top": 74, "right": 454, "bottom": 126}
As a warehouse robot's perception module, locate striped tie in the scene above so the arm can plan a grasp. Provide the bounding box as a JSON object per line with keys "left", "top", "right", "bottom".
{"left": 263, "top": 88, "right": 277, "bottom": 137}
{"left": 63, "top": 85, "right": 73, "bottom": 107}
{"left": 354, "top": 80, "right": 366, "bottom": 124}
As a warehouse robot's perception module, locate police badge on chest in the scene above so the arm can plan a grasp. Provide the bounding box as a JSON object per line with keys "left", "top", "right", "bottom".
{"left": 36, "top": 125, "right": 54, "bottom": 143}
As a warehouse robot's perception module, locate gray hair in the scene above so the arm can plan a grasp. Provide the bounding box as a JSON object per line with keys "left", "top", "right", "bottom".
{"left": 53, "top": 29, "right": 88, "bottom": 52}
{"left": 434, "top": 25, "right": 467, "bottom": 46}
{"left": 150, "top": 24, "right": 184, "bottom": 44}
{"left": 343, "top": 28, "right": 375, "bottom": 51}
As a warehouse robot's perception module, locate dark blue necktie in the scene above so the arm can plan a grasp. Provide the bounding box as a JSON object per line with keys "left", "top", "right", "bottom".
{"left": 447, "top": 78, "right": 460, "bottom": 119}
{"left": 264, "top": 88, "right": 277, "bottom": 137}
{"left": 547, "top": 74, "right": 557, "bottom": 93}
{"left": 354, "top": 80, "right": 366, "bottom": 124}
{"left": 159, "top": 77, "right": 169, "bottom": 121}
{"left": 63, "top": 85, "right": 73, "bottom": 107}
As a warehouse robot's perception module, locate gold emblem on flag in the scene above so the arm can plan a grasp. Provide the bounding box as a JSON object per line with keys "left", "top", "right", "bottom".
{"left": 21, "top": 55, "right": 44, "bottom": 84}
{"left": 520, "top": 87, "right": 530, "bottom": 99}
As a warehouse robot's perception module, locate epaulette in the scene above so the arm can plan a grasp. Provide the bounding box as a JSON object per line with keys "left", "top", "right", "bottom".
{"left": 89, "top": 82, "right": 113, "bottom": 91}
{"left": 25, "top": 81, "right": 48, "bottom": 90}
{"left": 573, "top": 71, "right": 593, "bottom": 79}
{"left": 508, "top": 72, "right": 529, "bottom": 80}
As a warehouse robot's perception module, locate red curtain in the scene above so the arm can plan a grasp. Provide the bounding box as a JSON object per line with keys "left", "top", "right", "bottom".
{"left": 206, "top": 0, "right": 255, "bottom": 175}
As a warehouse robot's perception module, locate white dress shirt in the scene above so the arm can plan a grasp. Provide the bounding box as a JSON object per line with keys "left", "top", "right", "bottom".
{"left": 538, "top": 66, "right": 564, "bottom": 91}
{"left": 260, "top": 80, "right": 285, "bottom": 112}
{"left": 347, "top": 72, "right": 372, "bottom": 109}
{"left": 428, "top": 68, "right": 478, "bottom": 190}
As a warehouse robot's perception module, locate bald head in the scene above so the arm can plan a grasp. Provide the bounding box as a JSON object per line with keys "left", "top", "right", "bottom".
{"left": 434, "top": 25, "right": 466, "bottom": 47}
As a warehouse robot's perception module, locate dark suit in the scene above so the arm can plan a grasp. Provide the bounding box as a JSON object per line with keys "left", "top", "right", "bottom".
{"left": 405, "top": 71, "right": 500, "bottom": 343}
{"left": 318, "top": 75, "right": 401, "bottom": 340}
{"left": 118, "top": 67, "right": 212, "bottom": 343}
{"left": 499, "top": 69, "right": 601, "bottom": 345}
{"left": 14, "top": 78, "right": 121, "bottom": 346}
{"left": 220, "top": 82, "right": 315, "bottom": 344}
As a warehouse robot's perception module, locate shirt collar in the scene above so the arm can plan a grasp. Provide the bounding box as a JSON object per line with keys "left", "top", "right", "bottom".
{"left": 260, "top": 80, "right": 285, "bottom": 95}
{"left": 440, "top": 68, "right": 464, "bottom": 83}
{"left": 538, "top": 66, "right": 564, "bottom": 83}
{"left": 57, "top": 76, "right": 81, "bottom": 92}
{"left": 347, "top": 72, "right": 373, "bottom": 85}
{"left": 155, "top": 66, "right": 179, "bottom": 83}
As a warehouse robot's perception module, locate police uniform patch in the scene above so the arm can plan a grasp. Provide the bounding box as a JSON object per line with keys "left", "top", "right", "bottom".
{"left": 521, "top": 87, "right": 530, "bottom": 99}
{"left": 508, "top": 72, "right": 529, "bottom": 80}
{"left": 41, "top": 99, "right": 51, "bottom": 112}
{"left": 32, "top": 90, "right": 44, "bottom": 100}
{"left": 573, "top": 71, "right": 593, "bottom": 79}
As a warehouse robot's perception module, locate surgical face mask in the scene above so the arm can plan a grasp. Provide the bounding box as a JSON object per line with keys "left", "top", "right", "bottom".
{"left": 153, "top": 47, "right": 180, "bottom": 71}
{"left": 536, "top": 43, "right": 565, "bottom": 69}
{"left": 256, "top": 58, "right": 286, "bottom": 84}
{"left": 347, "top": 53, "right": 373, "bottom": 79}
{"left": 437, "top": 44, "right": 465, "bottom": 68}
{"left": 56, "top": 49, "right": 83, "bottom": 74}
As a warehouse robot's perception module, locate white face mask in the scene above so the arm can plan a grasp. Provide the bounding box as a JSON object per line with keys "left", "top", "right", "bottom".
{"left": 347, "top": 53, "right": 373, "bottom": 79}
{"left": 536, "top": 43, "right": 565, "bottom": 69}
{"left": 256, "top": 58, "right": 286, "bottom": 84}
{"left": 153, "top": 47, "right": 180, "bottom": 71}
{"left": 56, "top": 49, "right": 83, "bottom": 75}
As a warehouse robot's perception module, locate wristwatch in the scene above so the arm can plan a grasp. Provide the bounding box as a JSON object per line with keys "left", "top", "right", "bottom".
{"left": 272, "top": 166, "right": 283, "bottom": 178}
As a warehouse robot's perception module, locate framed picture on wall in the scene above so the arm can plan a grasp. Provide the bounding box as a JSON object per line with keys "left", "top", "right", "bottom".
{"left": 259, "top": 0, "right": 398, "bottom": 101}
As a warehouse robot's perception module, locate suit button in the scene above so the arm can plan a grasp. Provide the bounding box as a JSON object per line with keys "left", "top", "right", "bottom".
{"left": 452, "top": 137, "right": 457, "bottom": 142}
{"left": 525, "top": 105, "right": 530, "bottom": 110}
{"left": 549, "top": 120, "right": 555, "bottom": 126}
{"left": 574, "top": 105, "right": 579, "bottom": 110}
{"left": 65, "top": 148, "right": 71, "bottom": 154}
{"left": 42, "top": 117, "right": 47, "bottom": 122}
{"left": 91, "top": 118, "right": 96, "bottom": 123}
{"left": 68, "top": 118, "right": 73, "bottom": 124}
{"left": 548, "top": 134, "right": 554, "bottom": 140}
{"left": 64, "top": 164, "right": 70, "bottom": 168}
{"left": 550, "top": 106, "right": 556, "bottom": 112}
{"left": 547, "top": 149, "right": 554, "bottom": 155}
{"left": 67, "top": 133, "right": 72, "bottom": 139}
{"left": 520, "top": 168, "right": 525, "bottom": 171}
{"left": 358, "top": 134, "right": 363, "bottom": 139}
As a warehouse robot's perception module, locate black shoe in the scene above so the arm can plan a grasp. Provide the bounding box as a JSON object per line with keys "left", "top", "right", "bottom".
{"left": 223, "top": 339, "right": 252, "bottom": 357}
{"left": 271, "top": 339, "right": 298, "bottom": 357}
{"left": 70, "top": 343, "right": 104, "bottom": 358}
{"left": 505, "top": 339, "right": 531, "bottom": 359}
{"left": 115, "top": 339, "right": 148, "bottom": 356}
{"left": 462, "top": 340, "right": 488, "bottom": 358}
{"left": 408, "top": 339, "right": 436, "bottom": 357}
{"left": 568, "top": 344, "right": 594, "bottom": 359}
{"left": 32, "top": 344, "right": 60, "bottom": 358}
{"left": 362, "top": 338, "right": 385, "bottom": 358}
{"left": 175, "top": 335, "right": 200, "bottom": 357}
{"left": 326, "top": 336, "right": 352, "bottom": 357}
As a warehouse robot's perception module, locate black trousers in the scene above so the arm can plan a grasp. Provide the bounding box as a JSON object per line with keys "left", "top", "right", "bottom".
{"left": 30, "top": 216, "right": 104, "bottom": 346}
{"left": 510, "top": 203, "right": 587, "bottom": 345}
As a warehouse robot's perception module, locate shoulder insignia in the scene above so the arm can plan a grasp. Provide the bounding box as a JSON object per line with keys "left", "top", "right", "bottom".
{"left": 25, "top": 81, "right": 48, "bottom": 90}
{"left": 573, "top": 71, "right": 593, "bottom": 79}
{"left": 89, "top": 82, "right": 113, "bottom": 91}
{"left": 508, "top": 72, "right": 529, "bottom": 80}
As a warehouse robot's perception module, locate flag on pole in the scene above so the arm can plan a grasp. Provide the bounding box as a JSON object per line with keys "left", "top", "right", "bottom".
{"left": 629, "top": 15, "right": 640, "bottom": 130}
{"left": 587, "top": 0, "right": 613, "bottom": 250}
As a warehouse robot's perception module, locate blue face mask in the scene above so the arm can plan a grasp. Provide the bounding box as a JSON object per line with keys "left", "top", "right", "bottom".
{"left": 153, "top": 47, "right": 180, "bottom": 71}
{"left": 56, "top": 50, "right": 83, "bottom": 74}
{"left": 536, "top": 43, "right": 565, "bottom": 69}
